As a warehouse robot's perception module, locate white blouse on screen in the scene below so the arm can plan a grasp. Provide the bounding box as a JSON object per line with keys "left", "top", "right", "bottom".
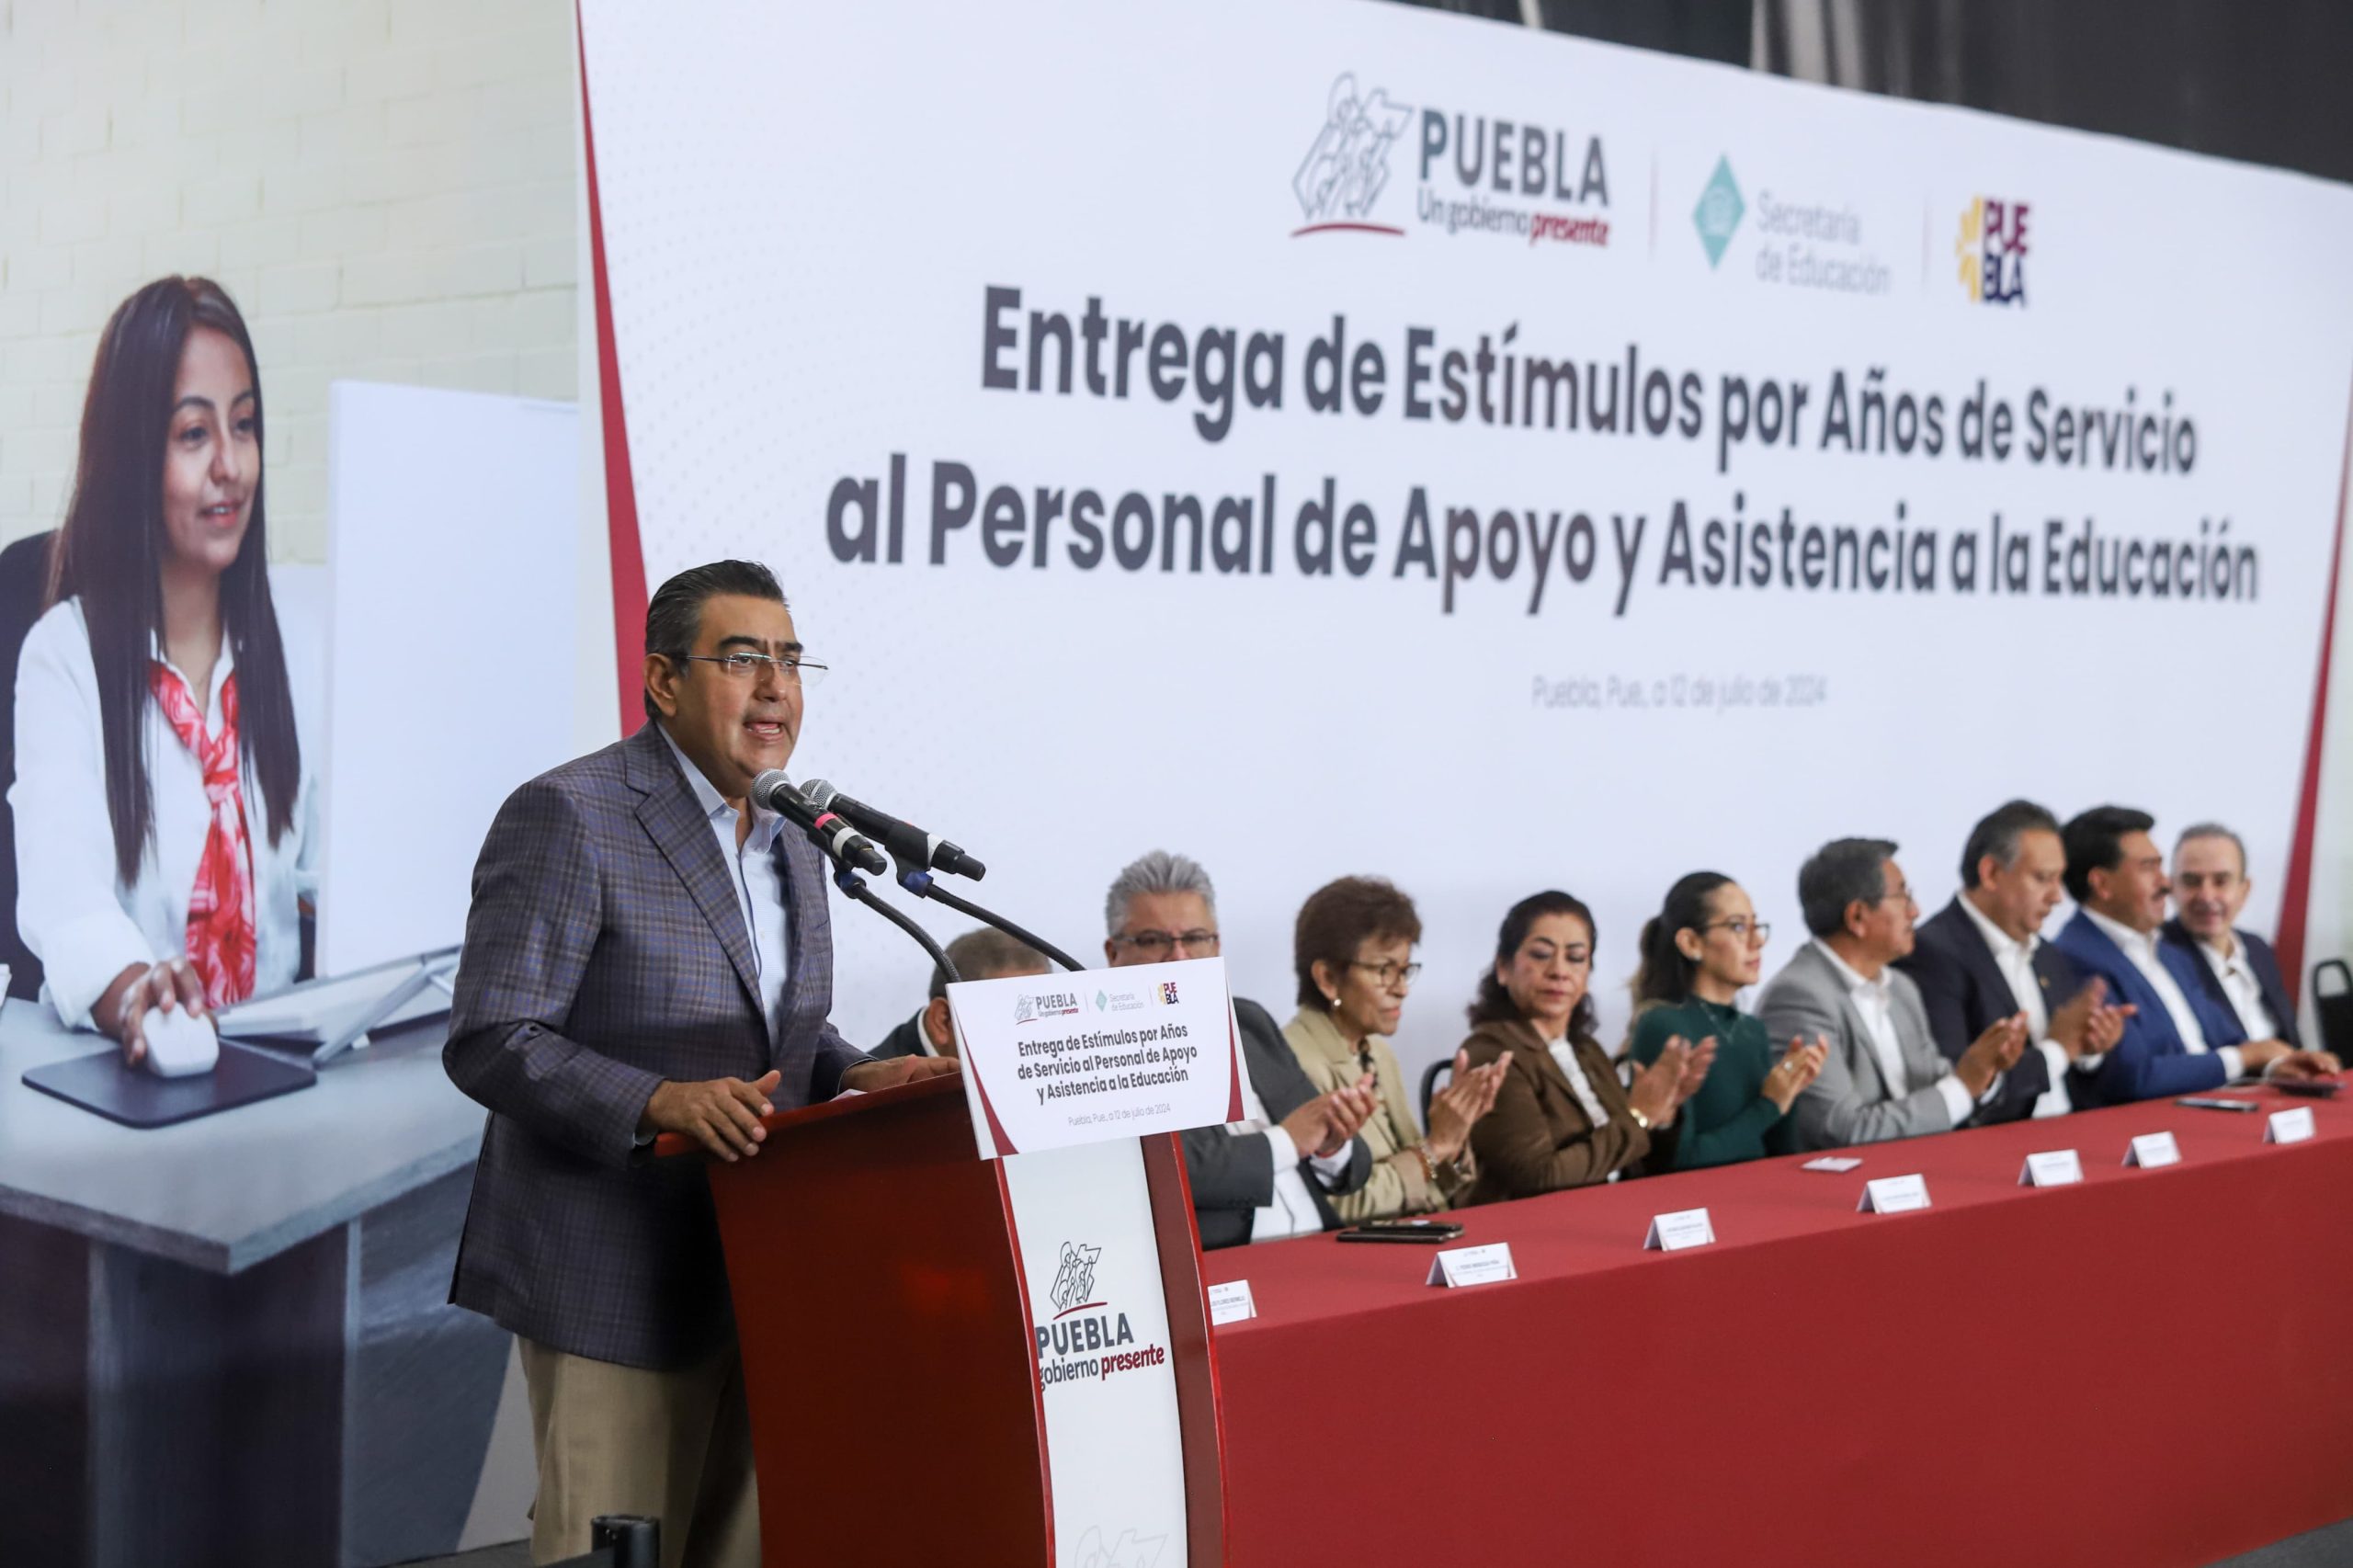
{"left": 12, "top": 588, "right": 321, "bottom": 1030}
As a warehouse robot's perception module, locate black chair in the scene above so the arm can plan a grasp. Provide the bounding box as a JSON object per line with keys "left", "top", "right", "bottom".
{"left": 0, "top": 528, "right": 56, "bottom": 1002}
{"left": 2314, "top": 960, "right": 2353, "bottom": 1062}
{"left": 1419, "top": 1056, "right": 1451, "bottom": 1127}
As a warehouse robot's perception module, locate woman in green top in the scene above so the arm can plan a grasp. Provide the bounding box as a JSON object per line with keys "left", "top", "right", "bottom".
{"left": 1627, "top": 872, "right": 1827, "bottom": 1170}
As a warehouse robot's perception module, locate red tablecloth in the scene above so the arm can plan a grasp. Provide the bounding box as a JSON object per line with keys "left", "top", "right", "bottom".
{"left": 1200, "top": 1087, "right": 2353, "bottom": 1568}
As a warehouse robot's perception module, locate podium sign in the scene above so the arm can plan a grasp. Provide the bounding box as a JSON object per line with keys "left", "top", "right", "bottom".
{"left": 948, "top": 956, "right": 1243, "bottom": 1156}
{"left": 949, "top": 960, "right": 1238, "bottom": 1565}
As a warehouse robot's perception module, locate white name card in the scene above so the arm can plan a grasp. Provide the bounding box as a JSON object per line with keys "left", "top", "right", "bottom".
{"left": 1643, "top": 1207, "right": 1717, "bottom": 1251}
{"left": 1205, "top": 1279, "right": 1256, "bottom": 1324}
{"left": 1802, "top": 1155, "right": 1863, "bottom": 1173}
{"left": 1426, "top": 1242, "right": 1517, "bottom": 1289}
{"left": 2124, "top": 1131, "right": 2182, "bottom": 1167}
{"left": 2018, "top": 1149, "right": 2085, "bottom": 1187}
{"left": 1857, "top": 1174, "right": 1931, "bottom": 1213}
{"left": 2266, "top": 1107, "right": 2317, "bottom": 1145}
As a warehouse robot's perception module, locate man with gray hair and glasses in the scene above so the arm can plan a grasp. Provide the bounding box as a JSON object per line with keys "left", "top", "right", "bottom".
{"left": 1103, "top": 850, "right": 1378, "bottom": 1248}
{"left": 1759, "top": 836, "right": 2027, "bottom": 1150}
{"left": 2164, "top": 823, "right": 2304, "bottom": 1050}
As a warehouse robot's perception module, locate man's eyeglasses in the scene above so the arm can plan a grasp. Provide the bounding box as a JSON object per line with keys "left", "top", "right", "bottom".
{"left": 1114, "top": 929, "right": 1220, "bottom": 958}
{"left": 1347, "top": 960, "right": 1423, "bottom": 988}
{"left": 1700, "top": 918, "right": 1771, "bottom": 943}
{"left": 676, "top": 651, "right": 828, "bottom": 687}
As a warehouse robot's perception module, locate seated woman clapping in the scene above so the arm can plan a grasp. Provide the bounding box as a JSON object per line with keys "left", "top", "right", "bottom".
{"left": 1281, "top": 876, "right": 1506, "bottom": 1221}
{"left": 1627, "top": 873, "right": 1826, "bottom": 1171}
{"left": 1460, "top": 891, "right": 1712, "bottom": 1203}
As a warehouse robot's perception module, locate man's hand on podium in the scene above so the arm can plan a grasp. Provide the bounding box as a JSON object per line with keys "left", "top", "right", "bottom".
{"left": 642, "top": 1070, "right": 783, "bottom": 1162}
{"left": 841, "top": 1056, "right": 961, "bottom": 1094}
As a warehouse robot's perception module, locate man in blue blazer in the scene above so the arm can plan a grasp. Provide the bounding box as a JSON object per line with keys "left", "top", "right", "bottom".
{"left": 2052, "top": 806, "right": 2331, "bottom": 1107}
{"left": 2165, "top": 823, "right": 2304, "bottom": 1049}
{"left": 1897, "top": 800, "right": 2129, "bottom": 1122}
{"left": 445, "top": 562, "right": 954, "bottom": 1567}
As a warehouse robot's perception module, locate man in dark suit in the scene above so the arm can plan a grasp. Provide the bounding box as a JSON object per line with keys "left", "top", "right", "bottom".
{"left": 871, "top": 926, "right": 1051, "bottom": 1059}
{"left": 2052, "top": 805, "right": 2333, "bottom": 1106}
{"left": 1100, "top": 850, "right": 1376, "bottom": 1248}
{"left": 445, "top": 561, "right": 954, "bottom": 1567}
{"left": 2165, "top": 823, "right": 2303, "bottom": 1049}
{"left": 1897, "top": 800, "right": 2129, "bottom": 1122}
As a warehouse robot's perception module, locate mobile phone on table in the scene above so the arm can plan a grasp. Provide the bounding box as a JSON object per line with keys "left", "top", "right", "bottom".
{"left": 2177, "top": 1096, "right": 2261, "bottom": 1112}
{"left": 1336, "top": 1218, "right": 1463, "bottom": 1244}
{"left": 2272, "top": 1077, "right": 2341, "bottom": 1099}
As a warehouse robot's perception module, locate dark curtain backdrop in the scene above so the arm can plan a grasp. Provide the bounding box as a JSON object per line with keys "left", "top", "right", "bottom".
{"left": 1384, "top": 0, "right": 2353, "bottom": 186}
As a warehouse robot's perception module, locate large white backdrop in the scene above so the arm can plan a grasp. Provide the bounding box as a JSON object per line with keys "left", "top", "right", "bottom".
{"left": 578, "top": 0, "right": 2353, "bottom": 1076}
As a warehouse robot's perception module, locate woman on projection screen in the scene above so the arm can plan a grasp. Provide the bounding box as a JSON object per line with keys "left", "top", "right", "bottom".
{"left": 1456, "top": 890, "right": 1711, "bottom": 1203}
{"left": 13, "top": 277, "right": 319, "bottom": 1064}
{"left": 1280, "top": 875, "right": 1507, "bottom": 1222}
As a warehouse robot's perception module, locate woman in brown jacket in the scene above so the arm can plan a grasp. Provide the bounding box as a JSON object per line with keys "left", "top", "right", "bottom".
{"left": 1460, "top": 891, "right": 1713, "bottom": 1204}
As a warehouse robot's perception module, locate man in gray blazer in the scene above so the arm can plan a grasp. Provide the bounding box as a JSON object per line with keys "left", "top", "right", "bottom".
{"left": 1759, "top": 837, "right": 2026, "bottom": 1150}
{"left": 1100, "top": 850, "right": 1376, "bottom": 1248}
{"left": 445, "top": 561, "right": 953, "bottom": 1567}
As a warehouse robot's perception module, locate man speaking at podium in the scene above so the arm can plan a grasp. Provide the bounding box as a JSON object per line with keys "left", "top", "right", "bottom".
{"left": 444, "top": 561, "right": 955, "bottom": 1568}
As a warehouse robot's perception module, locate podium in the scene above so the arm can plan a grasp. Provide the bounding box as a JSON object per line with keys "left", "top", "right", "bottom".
{"left": 658, "top": 1074, "right": 1225, "bottom": 1564}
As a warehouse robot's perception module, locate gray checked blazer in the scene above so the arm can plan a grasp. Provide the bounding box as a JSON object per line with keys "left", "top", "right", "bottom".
{"left": 1757, "top": 940, "right": 1957, "bottom": 1153}
{"left": 444, "top": 722, "right": 869, "bottom": 1369}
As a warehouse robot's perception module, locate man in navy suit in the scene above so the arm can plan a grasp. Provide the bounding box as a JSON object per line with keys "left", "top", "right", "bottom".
{"left": 2165, "top": 824, "right": 2305, "bottom": 1050}
{"left": 1898, "top": 800, "right": 2130, "bottom": 1122}
{"left": 2052, "top": 806, "right": 2333, "bottom": 1107}
{"left": 445, "top": 562, "right": 956, "bottom": 1567}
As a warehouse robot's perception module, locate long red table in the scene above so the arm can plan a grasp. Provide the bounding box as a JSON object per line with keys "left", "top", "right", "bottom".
{"left": 1200, "top": 1086, "right": 2353, "bottom": 1567}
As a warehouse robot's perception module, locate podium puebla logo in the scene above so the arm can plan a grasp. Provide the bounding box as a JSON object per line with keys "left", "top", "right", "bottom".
{"left": 1015, "top": 988, "right": 1082, "bottom": 1027}
{"left": 1956, "top": 195, "right": 2029, "bottom": 305}
{"left": 1035, "top": 1240, "right": 1170, "bottom": 1391}
{"left": 1293, "top": 72, "right": 1610, "bottom": 249}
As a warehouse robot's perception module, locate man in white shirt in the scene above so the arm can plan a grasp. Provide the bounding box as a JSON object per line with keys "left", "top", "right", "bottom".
{"left": 1102, "top": 850, "right": 1377, "bottom": 1247}
{"left": 2163, "top": 823, "right": 2306, "bottom": 1050}
{"left": 1759, "top": 836, "right": 2027, "bottom": 1150}
{"left": 2054, "top": 806, "right": 2336, "bottom": 1105}
{"left": 1899, "top": 800, "right": 2131, "bottom": 1122}
{"left": 871, "top": 928, "right": 1051, "bottom": 1059}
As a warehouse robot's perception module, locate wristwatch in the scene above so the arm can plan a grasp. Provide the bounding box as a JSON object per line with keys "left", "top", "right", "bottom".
{"left": 1628, "top": 1105, "right": 1654, "bottom": 1131}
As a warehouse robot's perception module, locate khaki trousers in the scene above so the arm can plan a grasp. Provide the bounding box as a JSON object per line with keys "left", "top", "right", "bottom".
{"left": 518, "top": 1336, "right": 760, "bottom": 1568}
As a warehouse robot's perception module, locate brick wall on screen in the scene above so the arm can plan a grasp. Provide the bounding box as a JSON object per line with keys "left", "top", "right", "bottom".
{"left": 0, "top": 0, "right": 577, "bottom": 562}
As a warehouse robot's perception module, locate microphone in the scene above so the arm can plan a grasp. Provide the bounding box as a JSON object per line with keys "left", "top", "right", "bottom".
{"left": 800, "top": 778, "right": 987, "bottom": 881}
{"left": 749, "top": 770, "right": 888, "bottom": 876}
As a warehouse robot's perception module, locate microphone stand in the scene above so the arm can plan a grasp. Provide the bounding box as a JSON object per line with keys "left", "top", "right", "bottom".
{"left": 829, "top": 863, "right": 961, "bottom": 984}
{"left": 890, "top": 860, "right": 1087, "bottom": 974}
{"left": 783, "top": 810, "right": 963, "bottom": 983}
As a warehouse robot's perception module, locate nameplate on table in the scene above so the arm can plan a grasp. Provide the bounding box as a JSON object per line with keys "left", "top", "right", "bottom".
{"left": 2018, "top": 1149, "right": 2084, "bottom": 1187}
{"left": 1427, "top": 1242, "right": 1517, "bottom": 1289}
{"left": 2124, "top": 1131, "right": 2181, "bottom": 1167}
{"left": 1801, "top": 1155, "right": 1863, "bottom": 1173}
{"left": 1205, "top": 1279, "right": 1256, "bottom": 1324}
{"left": 1643, "top": 1207, "right": 1716, "bottom": 1252}
{"left": 1857, "top": 1174, "right": 1930, "bottom": 1213}
{"left": 2266, "top": 1107, "right": 2317, "bottom": 1145}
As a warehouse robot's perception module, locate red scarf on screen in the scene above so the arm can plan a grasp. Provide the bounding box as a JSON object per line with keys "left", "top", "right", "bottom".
{"left": 150, "top": 663, "right": 257, "bottom": 1008}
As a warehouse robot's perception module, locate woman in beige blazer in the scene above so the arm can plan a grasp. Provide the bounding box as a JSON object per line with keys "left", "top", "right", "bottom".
{"left": 1460, "top": 891, "right": 1712, "bottom": 1205}
{"left": 1282, "top": 877, "right": 1506, "bottom": 1222}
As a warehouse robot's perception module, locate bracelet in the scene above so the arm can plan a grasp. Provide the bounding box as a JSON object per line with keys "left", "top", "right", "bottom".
{"left": 1410, "top": 1145, "right": 1438, "bottom": 1187}
{"left": 1628, "top": 1105, "right": 1654, "bottom": 1131}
